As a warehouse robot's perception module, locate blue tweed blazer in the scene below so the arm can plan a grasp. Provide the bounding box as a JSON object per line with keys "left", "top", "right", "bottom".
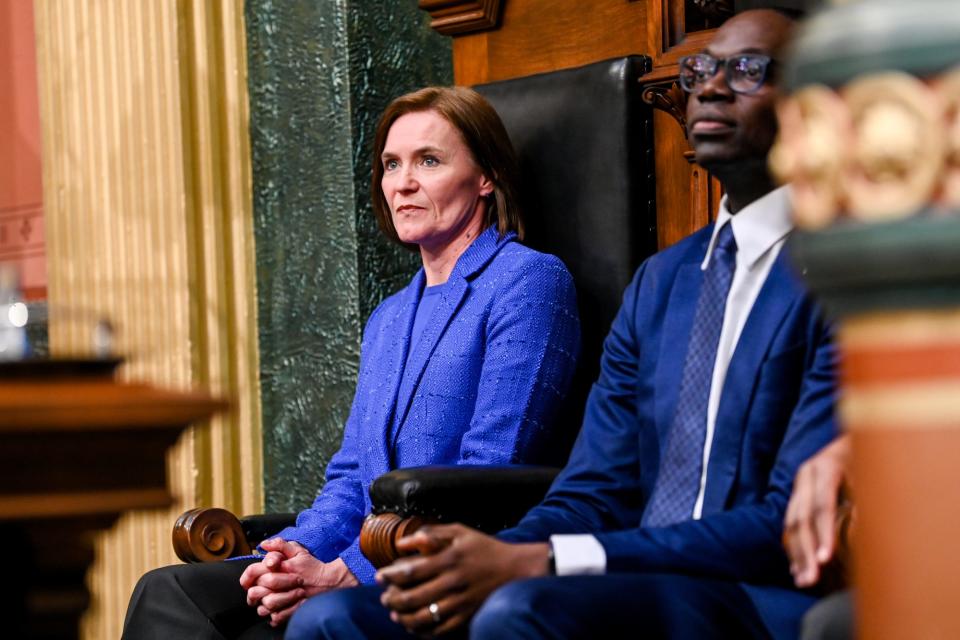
{"left": 277, "top": 225, "right": 580, "bottom": 583}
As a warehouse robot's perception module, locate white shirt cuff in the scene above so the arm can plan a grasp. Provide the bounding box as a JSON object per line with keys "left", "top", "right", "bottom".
{"left": 549, "top": 534, "right": 607, "bottom": 575}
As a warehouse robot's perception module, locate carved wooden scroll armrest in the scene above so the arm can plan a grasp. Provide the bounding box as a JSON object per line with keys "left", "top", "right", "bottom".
{"left": 172, "top": 507, "right": 252, "bottom": 563}
{"left": 359, "top": 513, "right": 429, "bottom": 569}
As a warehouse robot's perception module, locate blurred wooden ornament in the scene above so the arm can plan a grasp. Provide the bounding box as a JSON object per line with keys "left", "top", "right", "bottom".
{"left": 844, "top": 73, "right": 945, "bottom": 221}
{"left": 771, "top": 85, "right": 851, "bottom": 229}
{"left": 938, "top": 67, "right": 960, "bottom": 207}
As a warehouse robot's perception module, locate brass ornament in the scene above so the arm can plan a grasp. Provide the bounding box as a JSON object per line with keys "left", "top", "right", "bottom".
{"left": 843, "top": 72, "right": 945, "bottom": 221}
{"left": 774, "top": 70, "right": 960, "bottom": 226}
{"left": 771, "top": 85, "right": 851, "bottom": 229}
{"left": 938, "top": 67, "right": 960, "bottom": 207}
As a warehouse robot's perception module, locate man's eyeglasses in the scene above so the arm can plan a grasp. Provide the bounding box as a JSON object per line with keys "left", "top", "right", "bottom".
{"left": 678, "top": 53, "right": 775, "bottom": 95}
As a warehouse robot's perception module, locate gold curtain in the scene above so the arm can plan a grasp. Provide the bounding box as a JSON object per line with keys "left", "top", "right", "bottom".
{"left": 32, "top": 1, "right": 262, "bottom": 637}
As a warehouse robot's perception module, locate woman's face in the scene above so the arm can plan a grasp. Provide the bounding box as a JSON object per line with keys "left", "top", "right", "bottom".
{"left": 381, "top": 110, "right": 493, "bottom": 252}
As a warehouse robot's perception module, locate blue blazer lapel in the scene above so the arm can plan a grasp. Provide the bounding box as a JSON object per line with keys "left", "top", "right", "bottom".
{"left": 391, "top": 226, "right": 514, "bottom": 446}
{"left": 371, "top": 270, "right": 423, "bottom": 466}
{"left": 702, "top": 253, "right": 800, "bottom": 513}
{"left": 391, "top": 278, "right": 469, "bottom": 445}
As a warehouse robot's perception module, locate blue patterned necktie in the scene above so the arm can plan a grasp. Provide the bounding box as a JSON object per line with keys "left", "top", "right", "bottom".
{"left": 643, "top": 222, "right": 738, "bottom": 527}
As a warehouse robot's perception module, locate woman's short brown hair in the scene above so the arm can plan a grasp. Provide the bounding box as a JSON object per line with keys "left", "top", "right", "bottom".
{"left": 371, "top": 86, "right": 524, "bottom": 248}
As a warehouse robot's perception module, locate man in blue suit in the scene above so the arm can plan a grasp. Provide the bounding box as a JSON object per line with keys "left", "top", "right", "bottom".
{"left": 288, "top": 9, "right": 838, "bottom": 640}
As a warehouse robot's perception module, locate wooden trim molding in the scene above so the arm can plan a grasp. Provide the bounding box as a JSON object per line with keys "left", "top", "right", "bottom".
{"left": 418, "top": 0, "right": 504, "bottom": 36}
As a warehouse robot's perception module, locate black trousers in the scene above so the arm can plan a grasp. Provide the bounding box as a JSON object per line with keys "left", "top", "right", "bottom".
{"left": 122, "top": 559, "right": 281, "bottom": 640}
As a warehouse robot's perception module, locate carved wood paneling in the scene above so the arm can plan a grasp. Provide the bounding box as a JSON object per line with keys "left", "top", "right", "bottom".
{"left": 642, "top": 81, "right": 688, "bottom": 137}
{"left": 419, "top": 0, "right": 503, "bottom": 36}
{"left": 647, "top": 85, "right": 721, "bottom": 249}
{"left": 447, "top": 0, "right": 649, "bottom": 85}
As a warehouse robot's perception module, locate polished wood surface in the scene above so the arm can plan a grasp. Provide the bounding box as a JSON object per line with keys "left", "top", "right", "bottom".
{"left": 452, "top": 0, "right": 650, "bottom": 85}
{"left": 0, "top": 376, "right": 224, "bottom": 639}
{"left": 419, "top": 0, "right": 503, "bottom": 36}
{"left": 651, "top": 106, "right": 720, "bottom": 248}
{"left": 0, "top": 381, "right": 227, "bottom": 432}
{"left": 359, "top": 513, "right": 429, "bottom": 569}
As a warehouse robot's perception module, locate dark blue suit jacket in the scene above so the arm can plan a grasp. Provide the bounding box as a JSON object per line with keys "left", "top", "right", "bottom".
{"left": 278, "top": 226, "right": 580, "bottom": 584}
{"left": 500, "top": 224, "right": 838, "bottom": 638}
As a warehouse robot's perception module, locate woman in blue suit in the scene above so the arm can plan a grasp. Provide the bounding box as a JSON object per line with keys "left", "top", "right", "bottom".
{"left": 122, "top": 87, "right": 580, "bottom": 639}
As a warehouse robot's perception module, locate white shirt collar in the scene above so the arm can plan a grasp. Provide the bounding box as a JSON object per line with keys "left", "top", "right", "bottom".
{"left": 701, "top": 185, "right": 793, "bottom": 271}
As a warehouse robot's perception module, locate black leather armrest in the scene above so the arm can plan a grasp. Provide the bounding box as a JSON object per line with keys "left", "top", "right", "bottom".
{"left": 239, "top": 513, "right": 298, "bottom": 546}
{"left": 369, "top": 465, "right": 559, "bottom": 534}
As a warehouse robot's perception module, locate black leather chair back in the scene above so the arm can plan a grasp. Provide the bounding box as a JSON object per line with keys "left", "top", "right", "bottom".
{"left": 476, "top": 56, "right": 658, "bottom": 460}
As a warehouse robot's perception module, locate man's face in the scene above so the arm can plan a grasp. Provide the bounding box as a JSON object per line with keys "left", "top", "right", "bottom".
{"left": 686, "top": 11, "right": 790, "bottom": 171}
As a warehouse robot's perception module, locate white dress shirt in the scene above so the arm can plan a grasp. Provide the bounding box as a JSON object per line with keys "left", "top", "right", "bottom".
{"left": 550, "top": 186, "right": 794, "bottom": 575}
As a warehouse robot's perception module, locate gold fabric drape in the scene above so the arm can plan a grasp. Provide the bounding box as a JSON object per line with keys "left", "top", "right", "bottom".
{"left": 32, "top": 1, "right": 262, "bottom": 637}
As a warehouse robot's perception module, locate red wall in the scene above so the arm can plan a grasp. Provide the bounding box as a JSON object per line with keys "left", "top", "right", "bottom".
{"left": 0, "top": 0, "right": 46, "bottom": 299}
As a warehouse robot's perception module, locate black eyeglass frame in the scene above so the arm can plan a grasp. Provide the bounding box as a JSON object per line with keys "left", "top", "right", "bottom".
{"left": 677, "top": 53, "right": 776, "bottom": 95}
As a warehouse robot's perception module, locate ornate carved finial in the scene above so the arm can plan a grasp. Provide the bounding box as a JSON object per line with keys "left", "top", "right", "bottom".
{"left": 418, "top": 0, "right": 503, "bottom": 36}
{"left": 642, "top": 81, "right": 689, "bottom": 137}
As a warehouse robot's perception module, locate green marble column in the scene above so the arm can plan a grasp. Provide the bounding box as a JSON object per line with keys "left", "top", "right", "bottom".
{"left": 244, "top": 1, "right": 452, "bottom": 510}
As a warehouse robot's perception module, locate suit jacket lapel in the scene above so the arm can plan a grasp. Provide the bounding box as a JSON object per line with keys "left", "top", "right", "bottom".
{"left": 701, "top": 253, "right": 800, "bottom": 513}
{"left": 371, "top": 270, "right": 423, "bottom": 468}
{"left": 654, "top": 262, "right": 704, "bottom": 444}
{"left": 390, "top": 226, "right": 513, "bottom": 447}
{"left": 654, "top": 226, "right": 713, "bottom": 443}
{"left": 391, "top": 278, "right": 469, "bottom": 445}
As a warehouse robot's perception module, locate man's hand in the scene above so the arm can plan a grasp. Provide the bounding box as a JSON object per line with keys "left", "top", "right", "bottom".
{"left": 783, "top": 434, "right": 853, "bottom": 588}
{"left": 239, "top": 538, "right": 359, "bottom": 627}
{"left": 376, "top": 524, "right": 549, "bottom": 636}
